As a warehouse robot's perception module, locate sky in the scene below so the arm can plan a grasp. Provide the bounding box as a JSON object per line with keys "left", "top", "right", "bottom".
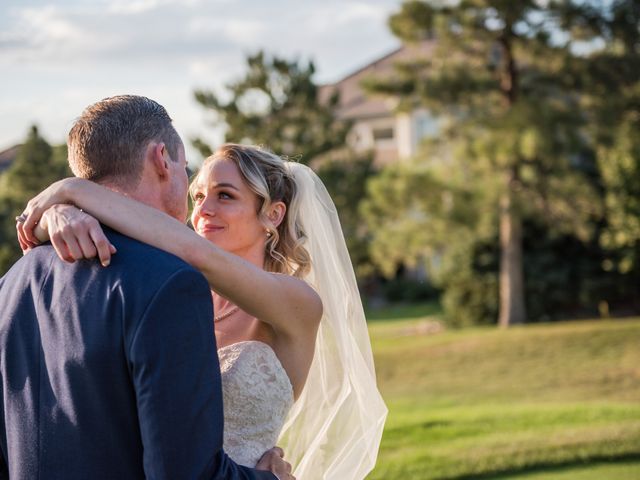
{"left": 0, "top": 0, "right": 402, "bottom": 165}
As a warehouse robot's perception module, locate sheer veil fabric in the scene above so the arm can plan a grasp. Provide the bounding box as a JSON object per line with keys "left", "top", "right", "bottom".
{"left": 278, "top": 163, "right": 387, "bottom": 480}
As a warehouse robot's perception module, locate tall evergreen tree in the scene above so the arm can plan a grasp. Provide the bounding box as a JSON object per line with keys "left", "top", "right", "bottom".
{"left": 364, "top": 1, "right": 609, "bottom": 326}
{"left": 566, "top": 0, "right": 640, "bottom": 300}
{"left": 0, "top": 126, "right": 70, "bottom": 274}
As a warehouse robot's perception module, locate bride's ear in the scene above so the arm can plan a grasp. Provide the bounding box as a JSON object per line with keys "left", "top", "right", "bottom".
{"left": 267, "top": 201, "right": 286, "bottom": 229}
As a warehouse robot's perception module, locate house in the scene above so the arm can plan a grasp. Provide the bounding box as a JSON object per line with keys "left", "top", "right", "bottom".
{"left": 318, "top": 40, "right": 439, "bottom": 165}
{"left": 0, "top": 145, "right": 20, "bottom": 174}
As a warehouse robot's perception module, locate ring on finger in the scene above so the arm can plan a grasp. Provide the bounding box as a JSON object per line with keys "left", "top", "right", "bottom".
{"left": 15, "top": 214, "right": 27, "bottom": 223}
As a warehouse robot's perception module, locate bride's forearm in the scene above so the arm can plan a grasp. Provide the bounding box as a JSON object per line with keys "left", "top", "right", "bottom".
{"left": 57, "top": 179, "right": 321, "bottom": 332}
{"left": 61, "top": 180, "right": 294, "bottom": 320}
{"left": 21, "top": 177, "right": 321, "bottom": 332}
{"left": 63, "top": 179, "right": 207, "bottom": 267}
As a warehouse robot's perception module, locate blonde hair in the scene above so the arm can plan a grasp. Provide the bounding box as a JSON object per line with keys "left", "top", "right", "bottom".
{"left": 191, "top": 144, "right": 311, "bottom": 277}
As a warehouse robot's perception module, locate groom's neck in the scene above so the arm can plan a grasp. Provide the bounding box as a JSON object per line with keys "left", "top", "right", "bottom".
{"left": 98, "top": 179, "right": 167, "bottom": 216}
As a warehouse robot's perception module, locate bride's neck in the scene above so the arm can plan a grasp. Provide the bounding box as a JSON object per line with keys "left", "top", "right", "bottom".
{"left": 212, "top": 293, "right": 234, "bottom": 312}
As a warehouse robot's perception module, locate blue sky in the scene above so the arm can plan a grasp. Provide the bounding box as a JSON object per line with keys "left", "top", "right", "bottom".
{"left": 1, "top": 0, "right": 401, "bottom": 164}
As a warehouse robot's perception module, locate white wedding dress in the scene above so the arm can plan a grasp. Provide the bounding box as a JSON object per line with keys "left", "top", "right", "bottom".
{"left": 218, "top": 340, "right": 294, "bottom": 467}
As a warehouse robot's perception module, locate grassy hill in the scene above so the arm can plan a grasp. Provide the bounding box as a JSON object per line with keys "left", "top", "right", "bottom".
{"left": 367, "top": 313, "right": 640, "bottom": 479}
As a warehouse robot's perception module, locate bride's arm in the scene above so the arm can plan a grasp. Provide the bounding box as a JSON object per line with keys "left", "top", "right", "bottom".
{"left": 19, "top": 178, "right": 322, "bottom": 336}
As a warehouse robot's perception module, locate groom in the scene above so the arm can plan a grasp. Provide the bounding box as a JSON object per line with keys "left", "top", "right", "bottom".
{"left": 0, "top": 96, "right": 290, "bottom": 479}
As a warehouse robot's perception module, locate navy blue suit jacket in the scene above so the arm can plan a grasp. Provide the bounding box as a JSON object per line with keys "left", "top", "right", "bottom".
{"left": 0, "top": 229, "right": 275, "bottom": 479}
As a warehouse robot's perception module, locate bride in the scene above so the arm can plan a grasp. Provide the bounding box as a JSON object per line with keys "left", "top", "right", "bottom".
{"left": 18, "top": 143, "right": 387, "bottom": 479}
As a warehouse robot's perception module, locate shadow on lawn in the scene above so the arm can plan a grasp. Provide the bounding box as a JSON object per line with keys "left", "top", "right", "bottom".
{"left": 441, "top": 453, "right": 640, "bottom": 480}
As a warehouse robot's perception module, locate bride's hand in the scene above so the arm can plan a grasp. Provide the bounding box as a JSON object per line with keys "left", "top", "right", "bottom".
{"left": 16, "top": 177, "right": 83, "bottom": 246}
{"left": 23, "top": 204, "right": 117, "bottom": 267}
{"left": 256, "top": 447, "right": 295, "bottom": 480}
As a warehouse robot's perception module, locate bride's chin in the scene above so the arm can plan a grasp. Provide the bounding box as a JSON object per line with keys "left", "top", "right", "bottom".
{"left": 201, "top": 233, "right": 225, "bottom": 248}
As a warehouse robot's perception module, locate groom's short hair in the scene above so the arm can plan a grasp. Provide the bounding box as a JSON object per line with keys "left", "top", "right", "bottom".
{"left": 67, "top": 95, "right": 182, "bottom": 189}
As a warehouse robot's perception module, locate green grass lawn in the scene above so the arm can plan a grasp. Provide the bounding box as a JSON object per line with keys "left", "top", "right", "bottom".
{"left": 365, "top": 300, "right": 444, "bottom": 321}
{"left": 367, "top": 313, "right": 640, "bottom": 479}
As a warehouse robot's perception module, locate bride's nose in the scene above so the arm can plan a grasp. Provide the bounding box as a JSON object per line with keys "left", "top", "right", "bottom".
{"left": 194, "top": 196, "right": 217, "bottom": 218}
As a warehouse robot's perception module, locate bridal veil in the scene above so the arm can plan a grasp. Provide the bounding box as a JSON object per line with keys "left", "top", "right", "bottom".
{"left": 278, "top": 163, "right": 387, "bottom": 480}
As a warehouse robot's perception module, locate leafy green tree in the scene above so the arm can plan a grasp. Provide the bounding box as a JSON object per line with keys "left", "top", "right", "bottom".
{"left": 0, "top": 126, "right": 70, "bottom": 274}
{"left": 363, "top": 1, "right": 609, "bottom": 326}
{"left": 566, "top": 0, "right": 640, "bottom": 300}
{"left": 599, "top": 120, "right": 640, "bottom": 279}
{"left": 193, "top": 51, "right": 349, "bottom": 162}
{"left": 313, "top": 150, "right": 378, "bottom": 278}
{"left": 361, "top": 157, "right": 499, "bottom": 325}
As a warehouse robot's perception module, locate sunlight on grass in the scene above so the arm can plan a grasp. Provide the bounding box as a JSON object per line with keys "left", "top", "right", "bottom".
{"left": 365, "top": 300, "right": 443, "bottom": 322}
{"left": 495, "top": 460, "right": 640, "bottom": 480}
{"left": 367, "top": 318, "right": 640, "bottom": 479}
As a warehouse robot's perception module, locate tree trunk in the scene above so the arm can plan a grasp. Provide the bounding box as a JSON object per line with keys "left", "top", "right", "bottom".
{"left": 498, "top": 182, "right": 526, "bottom": 327}
{"left": 497, "top": 25, "right": 525, "bottom": 327}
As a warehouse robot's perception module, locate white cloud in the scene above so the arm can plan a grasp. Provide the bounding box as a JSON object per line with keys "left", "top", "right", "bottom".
{"left": 107, "top": 0, "right": 167, "bottom": 15}
{"left": 106, "top": 0, "right": 209, "bottom": 15}
{"left": 21, "top": 6, "right": 84, "bottom": 42}
{"left": 188, "top": 56, "right": 242, "bottom": 83}
{"left": 319, "top": 3, "right": 390, "bottom": 34}
{"left": 314, "top": 2, "right": 390, "bottom": 29}
{"left": 187, "top": 16, "right": 268, "bottom": 45}
{"left": 0, "top": 5, "right": 118, "bottom": 65}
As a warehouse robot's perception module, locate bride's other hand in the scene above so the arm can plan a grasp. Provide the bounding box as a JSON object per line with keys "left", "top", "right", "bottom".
{"left": 256, "top": 447, "right": 294, "bottom": 480}
{"left": 17, "top": 177, "right": 82, "bottom": 245}
{"left": 16, "top": 219, "right": 36, "bottom": 254}
{"left": 35, "top": 204, "right": 116, "bottom": 267}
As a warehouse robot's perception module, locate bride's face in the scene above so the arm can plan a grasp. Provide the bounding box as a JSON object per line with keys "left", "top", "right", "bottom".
{"left": 190, "top": 158, "right": 267, "bottom": 260}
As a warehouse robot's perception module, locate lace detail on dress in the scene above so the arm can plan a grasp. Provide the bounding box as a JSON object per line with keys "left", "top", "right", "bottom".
{"left": 218, "top": 341, "right": 294, "bottom": 467}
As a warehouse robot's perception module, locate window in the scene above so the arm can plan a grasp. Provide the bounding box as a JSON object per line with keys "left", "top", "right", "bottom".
{"left": 373, "top": 127, "right": 394, "bottom": 141}
{"left": 415, "top": 114, "right": 439, "bottom": 140}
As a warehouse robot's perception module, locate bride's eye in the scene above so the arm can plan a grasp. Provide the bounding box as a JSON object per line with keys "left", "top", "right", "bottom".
{"left": 219, "top": 191, "right": 233, "bottom": 200}
{"left": 192, "top": 192, "right": 205, "bottom": 202}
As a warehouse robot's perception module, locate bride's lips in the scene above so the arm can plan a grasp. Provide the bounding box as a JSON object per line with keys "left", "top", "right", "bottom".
{"left": 199, "top": 224, "right": 225, "bottom": 234}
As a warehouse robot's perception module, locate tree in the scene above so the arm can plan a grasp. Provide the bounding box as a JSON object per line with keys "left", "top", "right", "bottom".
{"left": 363, "top": 1, "right": 608, "bottom": 326}
{"left": 599, "top": 120, "right": 640, "bottom": 282}
{"left": 566, "top": 0, "right": 640, "bottom": 306}
{"left": 193, "top": 51, "right": 349, "bottom": 162}
{"left": 0, "top": 126, "right": 70, "bottom": 274}
{"left": 312, "top": 149, "right": 378, "bottom": 278}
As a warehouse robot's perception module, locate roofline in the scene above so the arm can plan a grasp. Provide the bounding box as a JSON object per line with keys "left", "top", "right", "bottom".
{"left": 338, "top": 111, "right": 394, "bottom": 121}
{"left": 320, "top": 42, "right": 404, "bottom": 88}
{"left": 0, "top": 144, "right": 21, "bottom": 155}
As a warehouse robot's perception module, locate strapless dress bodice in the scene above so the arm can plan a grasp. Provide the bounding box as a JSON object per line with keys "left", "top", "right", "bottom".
{"left": 218, "top": 340, "right": 294, "bottom": 467}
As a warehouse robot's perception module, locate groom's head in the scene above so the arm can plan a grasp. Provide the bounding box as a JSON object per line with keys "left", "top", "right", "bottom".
{"left": 67, "top": 95, "right": 189, "bottom": 221}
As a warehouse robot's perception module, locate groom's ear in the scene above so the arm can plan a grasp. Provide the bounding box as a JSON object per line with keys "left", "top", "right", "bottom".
{"left": 148, "top": 142, "right": 171, "bottom": 180}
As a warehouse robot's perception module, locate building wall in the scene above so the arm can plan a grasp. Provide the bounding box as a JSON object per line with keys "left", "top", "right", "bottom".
{"left": 319, "top": 40, "right": 437, "bottom": 166}
{"left": 344, "top": 108, "right": 441, "bottom": 166}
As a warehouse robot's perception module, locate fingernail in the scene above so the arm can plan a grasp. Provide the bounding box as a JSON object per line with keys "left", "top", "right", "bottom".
{"left": 102, "top": 259, "right": 110, "bottom": 267}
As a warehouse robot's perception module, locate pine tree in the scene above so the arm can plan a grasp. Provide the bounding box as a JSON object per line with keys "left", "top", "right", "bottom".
{"left": 364, "top": 1, "right": 607, "bottom": 326}
{"left": 570, "top": 1, "right": 640, "bottom": 299}
{"left": 0, "top": 126, "right": 70, "bottom": 274}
